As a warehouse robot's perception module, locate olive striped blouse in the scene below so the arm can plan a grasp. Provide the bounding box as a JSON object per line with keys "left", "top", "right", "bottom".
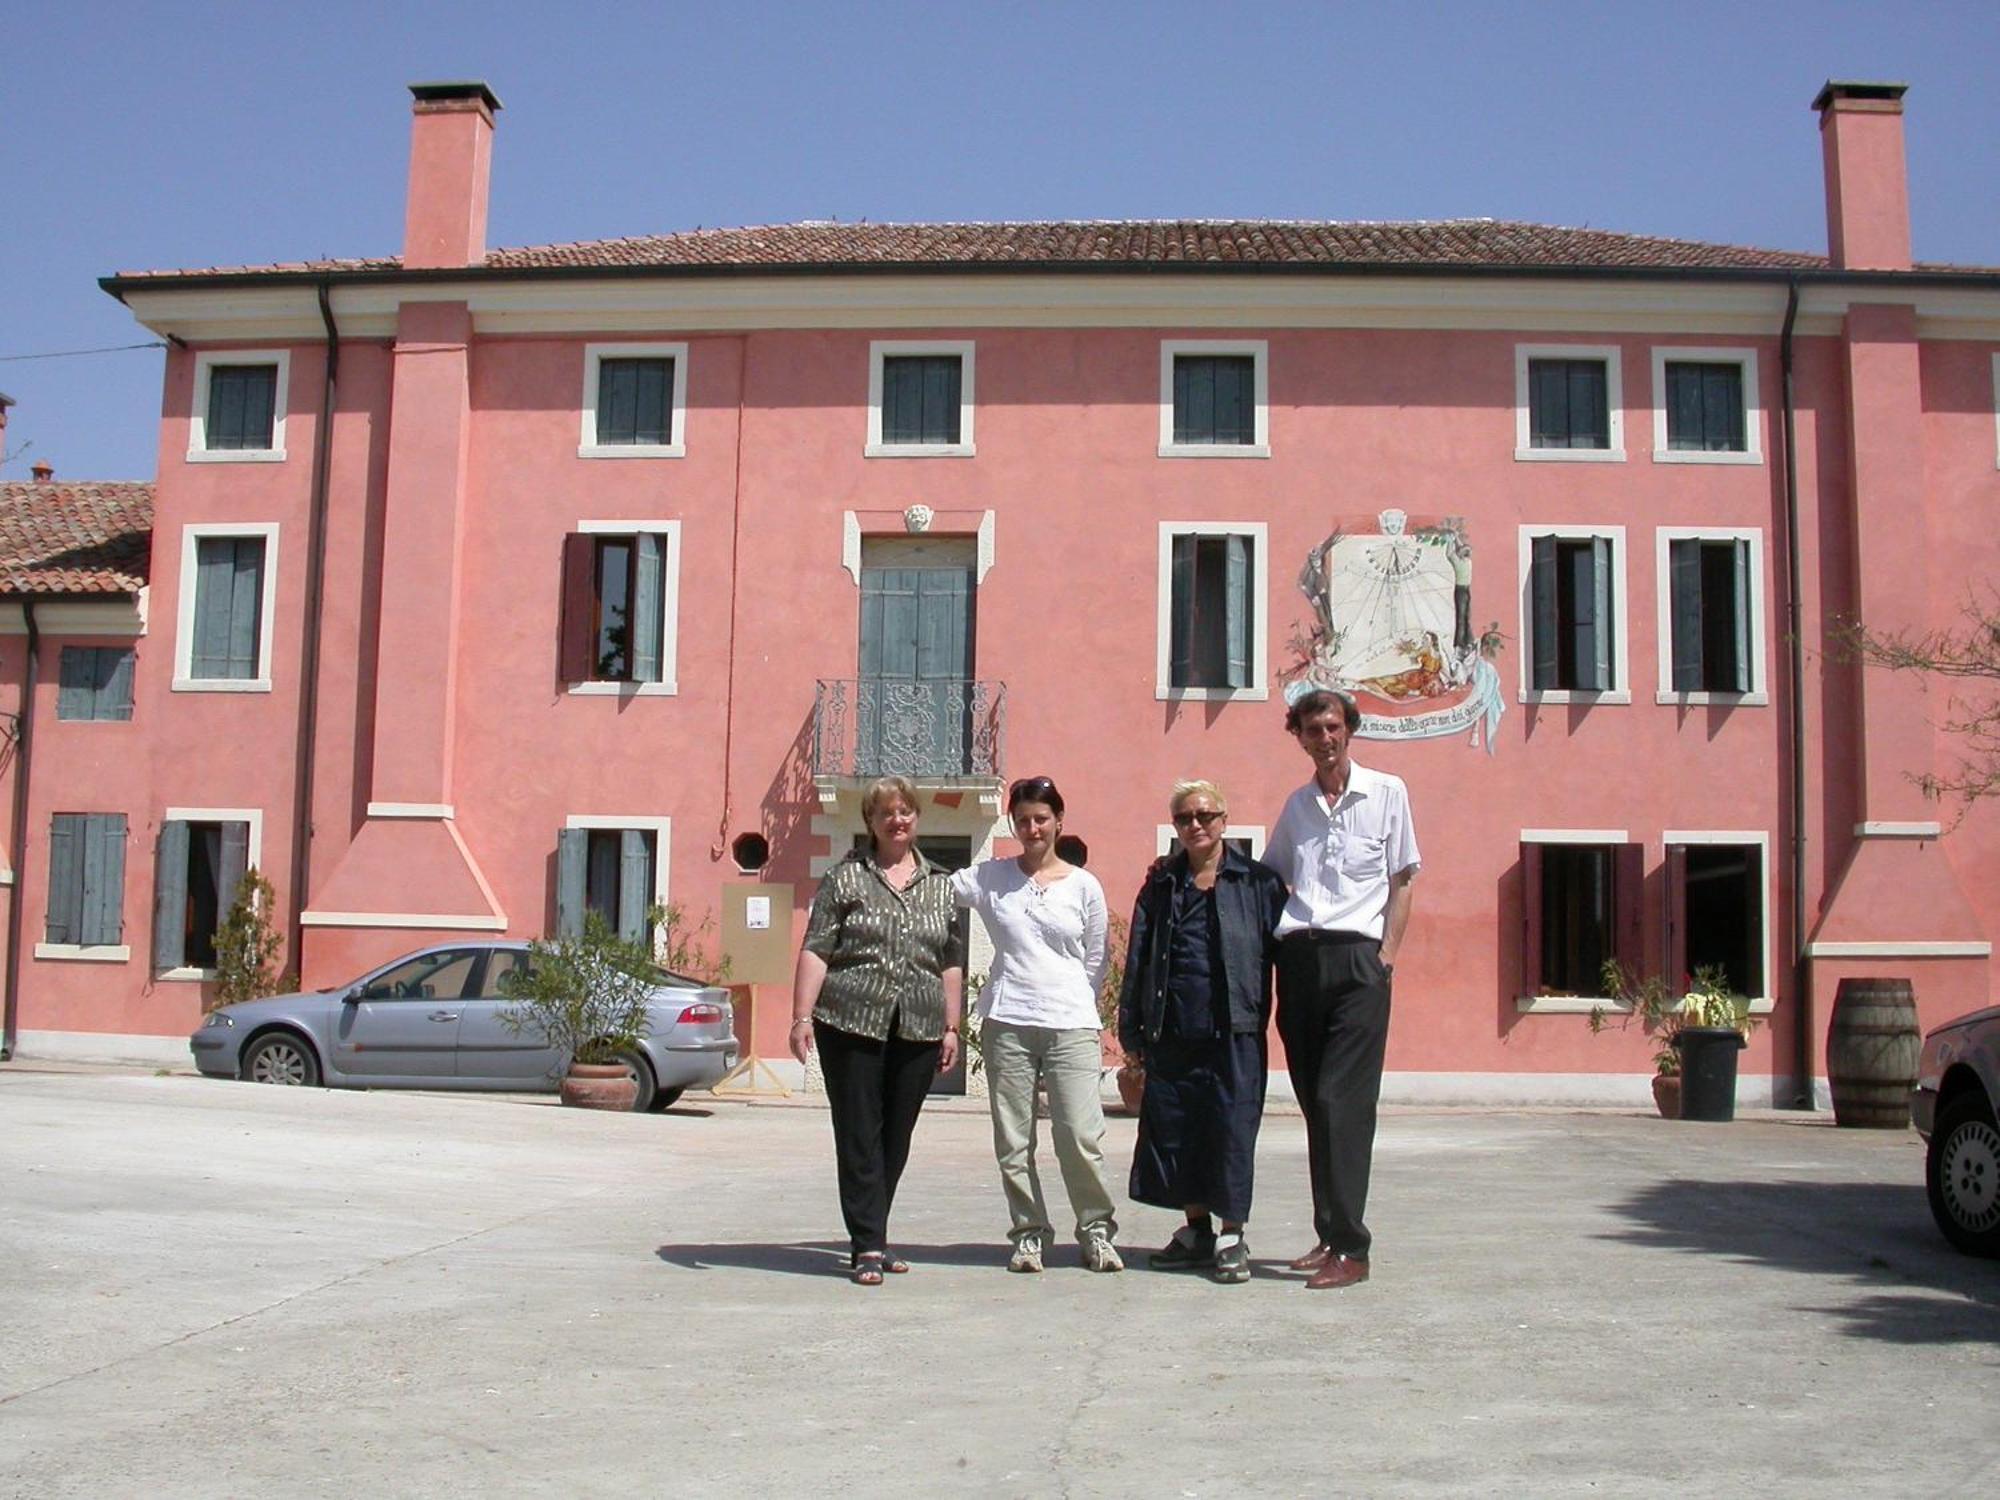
{"left": 802, "top": 848, "right": 966, "bottom": 1042}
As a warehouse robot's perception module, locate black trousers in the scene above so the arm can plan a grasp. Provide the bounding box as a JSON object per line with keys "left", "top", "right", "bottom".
{"left": 816, "top": 1020, "right": 941, "bottom": 1257}
{"left": 1275, "top": 932, "right": 1392, "bottom": 1258}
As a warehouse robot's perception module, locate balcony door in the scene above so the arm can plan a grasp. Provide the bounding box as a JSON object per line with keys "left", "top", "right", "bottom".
{"left": 858, "top": 539, "right": 975, "bottom": 776}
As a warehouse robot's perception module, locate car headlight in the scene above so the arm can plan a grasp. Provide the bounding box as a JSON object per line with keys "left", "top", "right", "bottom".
{"left": 204, "top": 1012, "right": 235, "bottom": 1028}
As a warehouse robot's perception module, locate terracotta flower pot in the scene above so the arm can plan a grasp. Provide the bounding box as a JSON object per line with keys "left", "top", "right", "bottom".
{"left": 1651, "top": 1073, "right": 1682, "bottom": 1121}
{"left": 1115, "top": 1061, "right": 1146, "bottom": 1116}
{"left": 560, "top": 1061, "right": 638, "bottom": 1112}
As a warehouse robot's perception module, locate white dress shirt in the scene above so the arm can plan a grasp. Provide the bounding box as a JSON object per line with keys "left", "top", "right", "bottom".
{"left": 950, "top": 859, "right": 1109, "bottom": 1029}
{"left": 1265, "top": 762, "right": 1421, "bottom": 939}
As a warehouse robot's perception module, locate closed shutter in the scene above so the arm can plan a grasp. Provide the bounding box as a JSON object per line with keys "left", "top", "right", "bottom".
{"left": 217, "top": 821, "right": 251, "bottom": 917}
{"left": 1729, "top": 540, "right": 1752, "bottom": 693}
{"left": 1613, "top": 842, "right": 1644, "bottom": 976}
{"left": 100, "top": 648, "right": 135, "bottom": 721}
{"left": 923, "top": 357, "right": 961, "bottom": 444}
{"left": 190, "top": 539, "right": 237, "bottom": 678}
{"left": 596, "top": 358, "right": 671, "bottom": 446}
{"left": 224, "top": 540, "right": 264, "bottom": 679}
{"left": 1169, "top": 535, "right": 1196, "bottom": 687}
{"left": 81, "top": 813, "right": 127, "bottom": 946}
{"left": 558, "top": 534, "right": 597, "bottom": 683}
{"left": 208, "top": 365, "right": 276, "bottom": 450}
{"left": 631, "top": 532, "right": 664, "bottom": 683}
{"left": 1669, "top": 539, "right": 1703, "bottom": 691}
{"left": 1224, "top": 534, "right": 1251, "bottom": 689}
{"left": 46, "top": 814, "right": 83, "bottom": 944}
{"left": 1520, "top": 842, "right": 1543, "bottom": 997}
{"left": 1172, "top": 358, "right": 1207, "bottom": 445}
{"left": 58, "top": 648, "right": 94, "bottom": 720}
{"left": 1529, "top": 536, "right": 1558, "bottom": 690}
{"left": 880, "top": 357, "right": 959, "bottom": 445}
{"left": 617, "top": 829, "right": 651, "bottom": 944}
{"left": 1581, "top": 537, "right": 1614, "bottom": 691}
{"left": 153, "top": 820, "right": 191, "bottom": 971}
{"left": 1664, "top": 843, "right": 1689, "bottom": 992}
{"left": 1704, "top": 366, "right": 1744, "bottom": 451}
{"left": 556, "top": 828, "right": 588, "bottom": 938}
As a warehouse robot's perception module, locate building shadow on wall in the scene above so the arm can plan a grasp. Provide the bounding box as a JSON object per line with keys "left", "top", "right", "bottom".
{"left": 1603, "top": 1177, "right": 2000, "bottom": 1346}
{"left": 759, "top": 708, "right": 820, "bottom": 884}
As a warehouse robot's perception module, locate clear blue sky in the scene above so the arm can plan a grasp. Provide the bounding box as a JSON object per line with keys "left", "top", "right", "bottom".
{"left": 4, "top": 0, "right": 1996, "bottom": 481}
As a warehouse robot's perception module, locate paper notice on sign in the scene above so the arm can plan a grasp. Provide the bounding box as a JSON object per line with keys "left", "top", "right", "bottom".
{"left": 745, "top": 896, "right": 771, "bottom": 931}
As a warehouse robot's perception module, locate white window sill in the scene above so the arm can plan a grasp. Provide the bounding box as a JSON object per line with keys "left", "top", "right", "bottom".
{"left": 1514, "top": 447, "right": 1625, "bottom": 463}
{"left": 1517, "top": 994, "right": 1775, "bottom": 1016}
{"left": 1656, "top": 690, "right": 1768, "bottom": 707}
{"left": 863, "top": 443, "right": 976, "bottom": 458}
{"left": 36, "top": 943, "right": 132, "bottom": 963}
{"left": 1156, "top": 684, "right": 1270, "bottom": 702}
{"left": 1158, "top": 443, "right": 1271, "bottom": 460}
{"left": 186, "top": 448, "right": 286, "bottom": 464}
{"left": 577, "top": 443, "right": 684, "bottom": 460}
{"left": 159, "top": 967, "right": 218, "bottom": 982}
{"left": 1521, "top": 689, "right": 1631, "bottom": 705}
{"left": 172, "top": 678, "right": 273, "bottom": 693}
{"left": 1653, "top": 449, "right": 1761, "bottom": 466}
{"left": 566, "top": 681, "right": 678, "bottom": 697}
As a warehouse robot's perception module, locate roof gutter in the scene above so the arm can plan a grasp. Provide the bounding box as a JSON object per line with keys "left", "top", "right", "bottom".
{"left": 1778, "top": 275, "right": 1813, "bottom": 1109}
{"left": 2, "top": 600, "right": 40, "bottom": 1059}
{"left": 287, "top": 281, "right": 339, "bottom": 980}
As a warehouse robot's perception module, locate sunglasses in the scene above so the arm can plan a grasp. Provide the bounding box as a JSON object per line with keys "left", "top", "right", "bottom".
{"left": 1008, "top": 776, "right": 1057, "bottom": 798}
{"left": 1172, "top": 809, "right": 1226, "bottom": 828}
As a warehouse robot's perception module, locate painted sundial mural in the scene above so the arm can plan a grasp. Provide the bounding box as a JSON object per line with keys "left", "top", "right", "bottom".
{"left": 1281, "top": 510, "right": 1506, "bottom": 752}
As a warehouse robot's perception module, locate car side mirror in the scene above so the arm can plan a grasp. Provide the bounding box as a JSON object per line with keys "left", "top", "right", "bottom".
{"left": 342, "top": 986, "right": 363, "bottom": 1004}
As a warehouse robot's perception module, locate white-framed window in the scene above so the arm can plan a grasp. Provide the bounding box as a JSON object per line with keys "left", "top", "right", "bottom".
{"left": 1159, "top": 340, "right": 1269, "bottom": 458}
{"left": 153, "top": 807, "right": 265, "bottom": 980}
{"left": 1514, "top": 829, "right": 1641, "bottom": 1011}
{"left": 1515, "top": 344, "right": 1624, "bottom": 461}
{"left": 1663, "top": 830, "right": 1772, "bottom": 1010}
{"left": 559, "top": 815, "right": 671, "bottom": 951}
{"left": 187, "top": 350, "right": 289, "bottom": 463}
{"left": 37, "top": 812, "right": 130, "bottom": 962}
{"left": 559, "top": 520, "right": 682, "bottom": 695}
{"left": 1154, "top": 824, "right": 1267, "bottom": 859}
{"left": 173, "top": 523, "right": 280, "bottom": 693}
{"left": 866, "top": 340, "right": 975, "bottom": 457}
{"left": 1517, "top": 525, "right": 1628, "bottom": 703}
{"left": 1651, "top": 346, "right": 1761, "bottom": 465}
{"left": 579, "top": 342, "right": 688, "bottom": 458}
{"left": 1156, "top": 522, "right": 1268, "bottom": 701}
{"left": 1655, "top": 527, "right": 1767, "bottom": 704}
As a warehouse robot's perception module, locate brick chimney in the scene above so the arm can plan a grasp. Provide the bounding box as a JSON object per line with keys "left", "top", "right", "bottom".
{"left": 30, "top": 461, "right": 52, "bottom": 482}
{"left": 402, "top": 81, "right": 502, "bottom": 270}
{"left": 1814, "top": 80, "right": 1911, "bottom": 271}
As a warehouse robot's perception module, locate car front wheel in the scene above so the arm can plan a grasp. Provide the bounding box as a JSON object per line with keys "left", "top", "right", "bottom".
{"left": 242, "top": 1033, "right": 321, "bottom": 1088}
{"left": 1927, "top": 1091, "right": 2000, "bottom": 1257}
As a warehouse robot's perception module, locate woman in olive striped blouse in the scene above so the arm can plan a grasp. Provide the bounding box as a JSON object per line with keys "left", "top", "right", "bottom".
{"left": 790, "top": 776, "right": 966, "bottom": 1285}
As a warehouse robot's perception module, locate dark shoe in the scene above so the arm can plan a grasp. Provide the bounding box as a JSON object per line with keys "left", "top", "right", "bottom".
{"left": 1289, "top": 1244, "right": 1333, "bottom": 1273}
{"left": 1211, "top": 1236, "right": 1250, "bottom": 1284}
{"left": 880, "top": 1251, "right": 910, "bottom": 1274}
{"left": 851, "top": 1252, "right": 886, "bottom": 1286}
{"left": 1148, "top": 1225, "right": 1217, "bottom": 1270}
{"left": 1304, "top": 1254, "right": 1369, "bottom": 1290}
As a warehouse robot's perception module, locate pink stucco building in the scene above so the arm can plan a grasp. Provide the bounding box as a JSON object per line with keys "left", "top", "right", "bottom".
{"left": 8, "top": 78, "right": 1998, "bottom": 1105}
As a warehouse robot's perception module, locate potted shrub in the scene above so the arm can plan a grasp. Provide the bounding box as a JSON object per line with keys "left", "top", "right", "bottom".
{"left": 1594, "top": 962, "right": 1759, "bottom": 1121}
{"left": 500, "top": 911, "right": 657, "bottom": 1110}
{"left": 1098, "top": 913, "right": 1144, "bottom": 1115}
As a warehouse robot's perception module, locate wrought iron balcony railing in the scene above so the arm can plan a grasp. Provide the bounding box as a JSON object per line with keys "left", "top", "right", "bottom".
{"left": 813, "top": 678, "right": 1006, "bottom": 781}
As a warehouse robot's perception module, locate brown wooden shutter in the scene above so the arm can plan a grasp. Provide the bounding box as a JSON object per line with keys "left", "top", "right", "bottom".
{"left": 1614, "top": 842, "right": 1645, "bottom": 978}
{"left": 558, "top": 534, "right": 596, "bottom": 684}
{"left": 1520, "top": 842, "right": 1543, "bottom": 997}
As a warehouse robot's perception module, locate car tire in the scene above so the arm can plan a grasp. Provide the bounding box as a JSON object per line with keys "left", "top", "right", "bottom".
{"left": 1926, "top": 1091, "right": 2000, "bottom": 1257}
{"left": 615, "top": 1049, "right": 658, "bottom": 1113}
{"left": 648, "top": 1086, "right": 686, "bottom": 1112}
{"left": 242, "top": 1032, "right": 321, "bottom": 1088}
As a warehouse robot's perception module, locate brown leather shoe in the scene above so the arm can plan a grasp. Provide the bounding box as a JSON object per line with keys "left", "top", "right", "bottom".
{"left": 1304, "top": 1254, "right": 1370, "bottom": 1290}
{"left": 1289, "top": 1244, "right": 1333, "bottom": 1272}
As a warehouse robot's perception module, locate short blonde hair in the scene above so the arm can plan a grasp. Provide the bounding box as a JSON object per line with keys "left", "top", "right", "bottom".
{"left": 861, "top": 775, "right": 920, "bottom": 823}
{"left": 1170, "top": 779, "right": 1227, "bottom": 815}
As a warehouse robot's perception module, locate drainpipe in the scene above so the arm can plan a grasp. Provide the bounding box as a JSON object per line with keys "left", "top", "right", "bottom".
{"left": 287, "top": 282, "right": 339, "bottom": 978}
{"left": 2, "top": 600, "right": 40, "bottom": 1059}
{"left": 1778, "top": 275, "right": 1813, "bottom": 1108}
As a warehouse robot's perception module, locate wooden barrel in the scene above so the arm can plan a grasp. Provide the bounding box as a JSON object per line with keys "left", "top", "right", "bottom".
{"left": 1826, "top": 978, "right": 1921, "bottom": 1129}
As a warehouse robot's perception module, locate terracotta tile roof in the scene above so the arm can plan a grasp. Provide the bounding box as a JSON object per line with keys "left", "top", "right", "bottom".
{"left": 0, "top": 481, "right": 153, "bottom": 595}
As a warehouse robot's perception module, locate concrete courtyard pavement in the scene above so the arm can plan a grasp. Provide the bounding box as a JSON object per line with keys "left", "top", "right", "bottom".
{"left": 2, "top": 1068, "right": 1996, "bottom": 1498}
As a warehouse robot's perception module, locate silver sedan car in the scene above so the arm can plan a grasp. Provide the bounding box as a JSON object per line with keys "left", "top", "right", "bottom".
{"left": 189, "top": 942, "right": 738, "bottom": 1112}
{"left": 1912, "top": 1001, "right": 2000, "bottom": 1257}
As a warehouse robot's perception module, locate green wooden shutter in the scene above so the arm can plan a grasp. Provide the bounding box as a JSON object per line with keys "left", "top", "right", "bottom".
{"left": 1216, "top": 357, "right": 1254, "bottom": 444}
{"left": 923, "top": 357, "right": 961, "bottom": 444}
{"left": 1669, "top": 539, "right": 1703, "bottom": 691}
{"left": 46, "top": 813, "right": 83, "bottom": 944}
{"left": 1572, "top": 361, "right": 1608, "bottom": 448}
{"left": 207, "top": 366, "right": 276, "bottom": 450}
{"left": 81, "top": 813, "right": 127, "bottom": 946}
{"left": 1172, "top": 358, "right": 1204, "bottom": 445}
{"left": 191, "top": 538, "right": 236, "bottom": 677}
{"left": 153, "top": 820, "right": 190, "bottom": 971}
{"left": 617, "top": 829, "right": 651, "bottom": 944}
{"left": 1587, "top": 537, "right": 1614, "bottom": 691}
{"left": 99, "top": 649, "right": 135, "bottom": 721}
{"left": 558, "top": 534, "right": 597, "bottom": 683}
{"left": 1530, "top": 536, "right": 1559, "bottom": 690}
{"left": 1169, "top": 535, "right": 1196, "bottom": 687}
{"left": 1528, "top": 360, "right": 1561, "bottom": 447}
{"left": 556, "top": 828, "right": 588, "bottom": 938}
{"left": 1224, "top": 534, "right": 1251, "bottom": 689}
{"left": 1730, "top": 540, "right": 1753, "bottom": 693}
{"left": 58, "top": 648, "right": 94, "bottom": 720}
{"left": 635, "top": 359, "right": 671, "bottom": 445}
{"left": 217, "top": 823, "right": 250, "bottom": 918}
{"left": 631, "top": 532, "right": 664, "bottom": 684}
{"left": 596, "top": 359, "right": 637, "bottom": 444}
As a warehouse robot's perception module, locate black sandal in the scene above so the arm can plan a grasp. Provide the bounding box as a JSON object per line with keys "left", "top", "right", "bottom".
{"left": 880, "top": 1251, "right": 910, "bottom": 1274}
{"left": 851, "top": 1252, "right": 886, "bottom": 1286}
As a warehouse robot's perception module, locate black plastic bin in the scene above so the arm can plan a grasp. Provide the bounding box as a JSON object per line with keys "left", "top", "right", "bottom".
{"left": 1674, "top": 1027, "right": 1746, "bottom": 1122}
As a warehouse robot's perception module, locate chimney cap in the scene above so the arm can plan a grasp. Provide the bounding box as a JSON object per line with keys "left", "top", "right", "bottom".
{"left": 408, "top": 80, "right": 503, "bottom": 113}
{"left": 30, "top": 462, "right": 53, "bottom": 481}
{"left": 1813, "top": 80, "right": 1908, "bottom": 113}
{"left": 0, "top": 392, "right": 14, "bottom": 410}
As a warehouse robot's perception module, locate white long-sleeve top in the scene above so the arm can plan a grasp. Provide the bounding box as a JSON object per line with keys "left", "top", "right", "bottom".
{"left": 950, "top": 858, "right": 1109, "bottom": 1029}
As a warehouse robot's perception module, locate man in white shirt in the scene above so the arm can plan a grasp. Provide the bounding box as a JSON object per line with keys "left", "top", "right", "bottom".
{"left": 1264, "top": 688, "right": 1419, "bottom": 1289}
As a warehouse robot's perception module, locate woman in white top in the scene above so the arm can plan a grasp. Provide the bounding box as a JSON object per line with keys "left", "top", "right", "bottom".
{"left": 952, "top": 774, "right": 1121, "bottom": 1273}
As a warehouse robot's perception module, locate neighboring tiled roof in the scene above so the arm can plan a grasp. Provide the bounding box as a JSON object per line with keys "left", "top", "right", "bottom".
{"left": 0, "top": 481, "right": 153, "bottom": 595}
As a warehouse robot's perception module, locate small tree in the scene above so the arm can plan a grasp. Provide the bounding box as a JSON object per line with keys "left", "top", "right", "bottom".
{"left": 656, "top": 902, "right": 730, "bottom": 985}
{"left": 1839, "top": 594, "right": 2000, "bottom": 817}
{"left": 212, "top": 866, "right": 285, "bottom": 1009}
{"left": 500, "top": 909, "right": 657, "bottom": 1074}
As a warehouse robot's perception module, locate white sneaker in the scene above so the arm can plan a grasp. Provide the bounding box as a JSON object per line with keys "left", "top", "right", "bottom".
{"left": 1008, "top": 1232, "right": 1045, "bottom": 1273}
{"left": 1082, "top": 1226, "right": 1124, "bottom": 1273}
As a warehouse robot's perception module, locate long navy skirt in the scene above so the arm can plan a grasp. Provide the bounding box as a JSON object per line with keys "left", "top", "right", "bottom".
{"left": 1128, "top": 1029, "right": 1269, "bottom": 1225}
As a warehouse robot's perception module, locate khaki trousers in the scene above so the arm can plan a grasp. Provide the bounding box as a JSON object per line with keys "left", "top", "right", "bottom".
{"left": 982, "top": 1019, "right": 1119, "bottom": 1243}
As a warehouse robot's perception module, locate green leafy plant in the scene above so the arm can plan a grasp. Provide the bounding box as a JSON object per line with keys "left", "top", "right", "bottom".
{"left": 1592, "top": 961, "right": 1758, "bottom": 1076}
{"left": 1098, "top": 911, "right": 1132, "bottom": 1071}
{"left": 961, "top": 972, "right": 988, "bottom": 1077}
{"left": 212, "top": 866, "right": 286, "bottom": 1010}
{"left": 500, "top": 910, "right": 658, "bottom": 1072}
{"left": 656, "top": 902, "right": 731, "bottom": 985}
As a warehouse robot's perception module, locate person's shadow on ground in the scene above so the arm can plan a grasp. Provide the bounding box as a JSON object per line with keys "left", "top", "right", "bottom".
{"left": 654, "top": 1239, "right": 1308, "bottom": 1279}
